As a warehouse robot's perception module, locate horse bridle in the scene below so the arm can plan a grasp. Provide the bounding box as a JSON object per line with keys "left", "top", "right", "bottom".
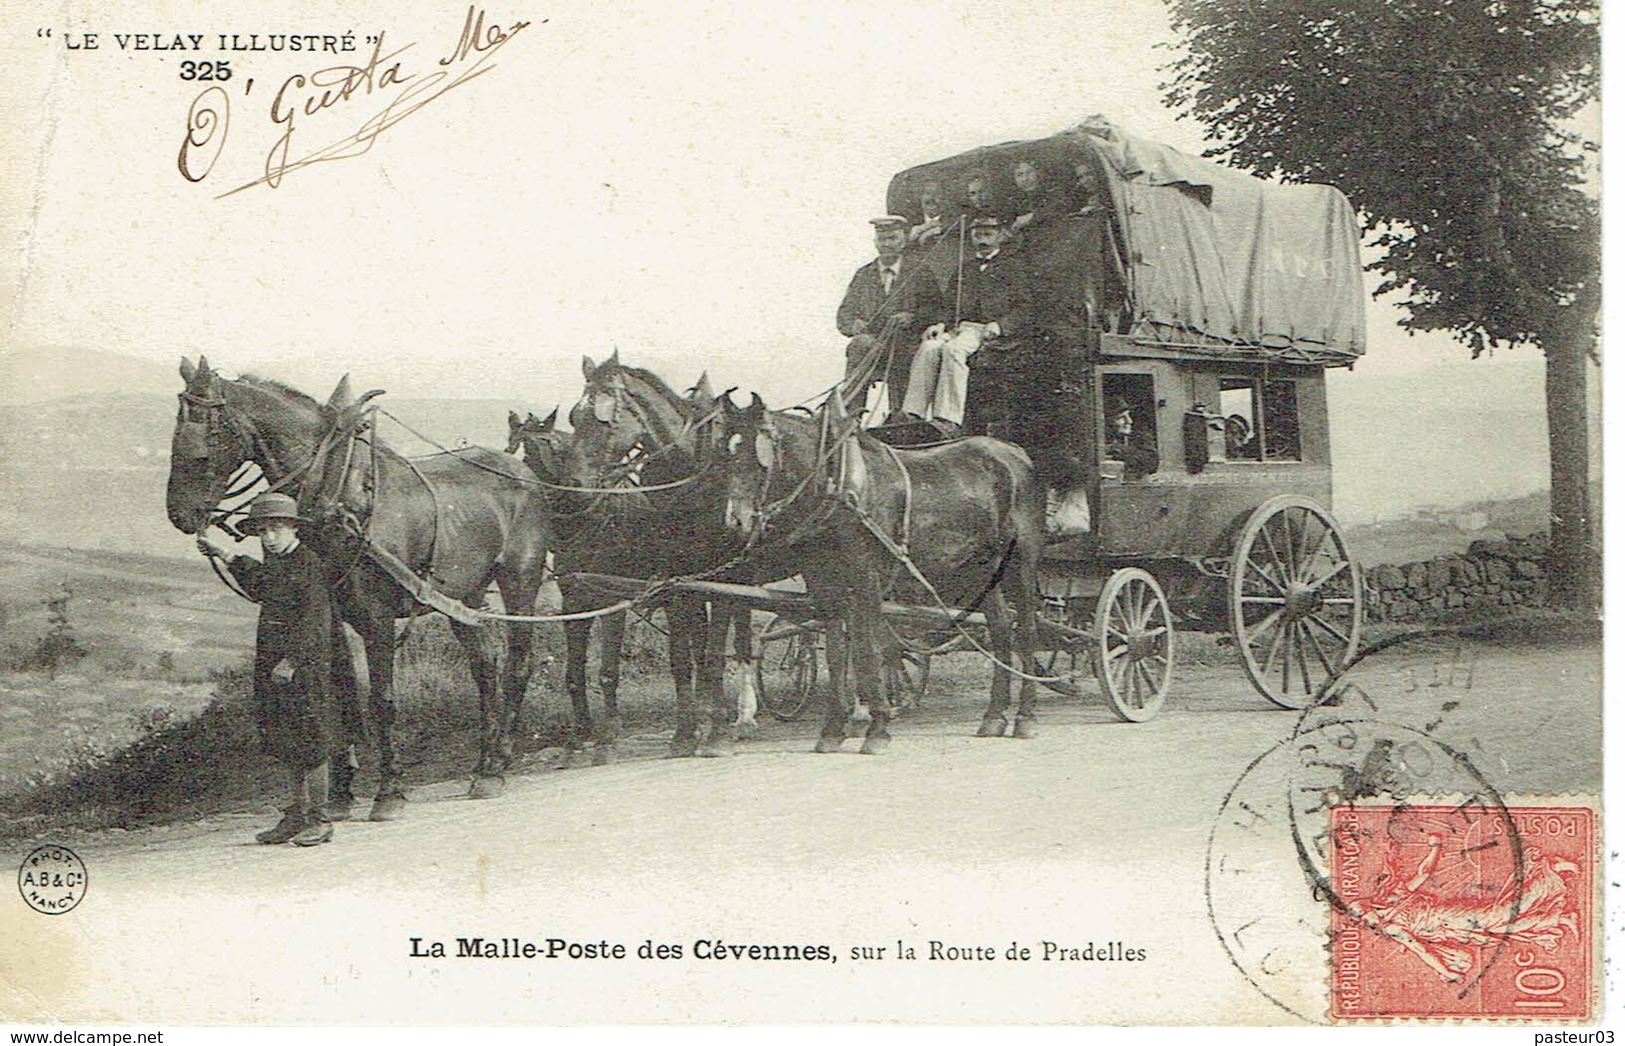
{"left": 177, "top": 388, "right": 303, "bottom": 533}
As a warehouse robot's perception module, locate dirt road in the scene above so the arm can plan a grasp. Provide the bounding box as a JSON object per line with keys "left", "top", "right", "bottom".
{"left": 0, "top": 635, "right": 1600, "bottom": 1025}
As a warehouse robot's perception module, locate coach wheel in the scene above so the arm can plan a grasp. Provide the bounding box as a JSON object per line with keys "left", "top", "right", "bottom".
{"left": 1230, "top": 496, "right": 1363, "bottom": 710}
{"left": 755, "top": 618, "right": 821, "bottom": 722}
{"left": 1092, "top": 568, "right": 1173, "bottom": 722}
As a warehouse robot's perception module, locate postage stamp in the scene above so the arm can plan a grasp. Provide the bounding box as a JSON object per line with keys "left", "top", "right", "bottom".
{"left": 1329, "top": 802, "right": 1595, "bottom": 1021}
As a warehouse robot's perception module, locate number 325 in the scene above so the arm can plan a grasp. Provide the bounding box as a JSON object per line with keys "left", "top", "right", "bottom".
{"left": 180, "top": 60, "right": 232, "bottom": 82}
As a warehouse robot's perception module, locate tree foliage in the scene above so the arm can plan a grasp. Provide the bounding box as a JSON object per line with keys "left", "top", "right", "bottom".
{"left": 1164, "top": 0, "right": 1599, "bottom": 355}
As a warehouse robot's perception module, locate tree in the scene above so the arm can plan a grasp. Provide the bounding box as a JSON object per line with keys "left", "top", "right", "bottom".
{"left": 1164, "top": 0, "right": 1600, "bottom": 611}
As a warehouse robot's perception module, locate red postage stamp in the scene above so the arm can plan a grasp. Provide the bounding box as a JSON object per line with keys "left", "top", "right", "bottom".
{"left": 1329, "top": 803, "right": 1594, "bottom": 1021}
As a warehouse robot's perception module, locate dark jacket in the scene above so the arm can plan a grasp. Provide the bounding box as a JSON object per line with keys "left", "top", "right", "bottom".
{"left": 947, "top": 248, "right": 1039, "bottom": 338}
{"left": 836, "top": 254, "right": 944, "bottom": 342}
{"left": 229, "top": 544, "right": 345, "bottom": 768}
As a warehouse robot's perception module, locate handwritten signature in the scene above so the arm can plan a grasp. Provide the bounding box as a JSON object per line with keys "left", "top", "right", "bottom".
{"left": 179, "top": 7, "right": 533, "bottom": 196}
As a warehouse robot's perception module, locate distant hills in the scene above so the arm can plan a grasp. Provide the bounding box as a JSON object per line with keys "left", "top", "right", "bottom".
{"left": 0, "top": 345, "right": 1564, "bottom": 559}
{"left": 0, "top": 347, "right": 179, "bottom": 404}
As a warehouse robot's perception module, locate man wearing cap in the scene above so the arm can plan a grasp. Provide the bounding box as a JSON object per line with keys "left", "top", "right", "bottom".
{"left": 901, "top": 214, "right": 1039, "bottom": 437}
{"left": 1104, "top": 397, "right": 1160, "bottom": 477}
{"left": 198, "top": 492, "right": 345, "bottom": 847}
{"left": 838, "top": 216, "right": 945, "bottom": 417}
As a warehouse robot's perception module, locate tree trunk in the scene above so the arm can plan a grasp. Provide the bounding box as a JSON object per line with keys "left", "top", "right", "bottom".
{"left": 1542, "top": 327, "right": 1596, "bottom": 612}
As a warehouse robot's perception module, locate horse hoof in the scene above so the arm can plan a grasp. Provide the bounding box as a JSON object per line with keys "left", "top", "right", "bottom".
{"left": 975, "top": 715, "right": 1008, "bottom": 738}
{"left": 1011, "top": 717, "right": 1036, "bottom": 740}
{"left": 667, "top": 741, "right": 698, "bottom": 759}
{"left": 368, "top": 791, "right": 408, "bottom": 821}
{"left": 468, "top": 775, "right": 506, "bottom": 800}
{"left": 813, "top": 735, "right": 845, "bottom": 754}
{"left": 697, "top": 741, "right": 734, "bottom": 759}
{"left": 591, "top": 744, "right": 618, "bottom": 766}
{"left": 325, "top": 795, "right": 356, "bottom": 822}
{"left": 859, "top": 734, "right": 891, "bottom": 756}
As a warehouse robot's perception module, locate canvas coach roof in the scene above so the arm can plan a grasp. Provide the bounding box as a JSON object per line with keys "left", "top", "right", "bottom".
{"left": 886, "top": 119, "right": 1368, "bottom": 366}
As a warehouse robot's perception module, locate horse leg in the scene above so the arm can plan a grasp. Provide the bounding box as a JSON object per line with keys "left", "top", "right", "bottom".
{"left": 452, "top": 618, "right": 506, "bottom": 798}
{"left": 696, "top": 601, "right": 734, "bottom": 758}
{"left": 562, "top": 615, "right": 595, "bottom": 757}
{"left": 813, "top": 605, "right": 850, "bottom": 753}
{"left": 1010, "top": 549, "right": 1041, "bottom": 740}
{"left": 327, "top": 621, "right": 366, "bottom": 820}
{"left": 729, "top": 605, "right": 758, "bottom": 740}
{"left": 595, "top": 610, "right": 627, "bottom": 764}
{"left": 849, "top": 576, "right": 893, "bottom": 756}
{"left": 978, "top": 589, "right": 1014, "bottom": 738}
{"left": 666, "top": 595, "right": 703, "bottom": 757}
{"left": 492, "top": 573, "right": 541, "bottom": 770}
{"left": 360, "top": 604, "right": 408, "bottom": 821}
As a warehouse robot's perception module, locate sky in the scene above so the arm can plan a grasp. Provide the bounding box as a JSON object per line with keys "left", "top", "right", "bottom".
{"left": 0, "top": 0, "right": 1562, "bottom": 413}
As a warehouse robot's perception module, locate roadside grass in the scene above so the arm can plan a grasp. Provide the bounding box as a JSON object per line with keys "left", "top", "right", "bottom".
{"left": 0, "top": 616, "right": 677, "bottom": 842}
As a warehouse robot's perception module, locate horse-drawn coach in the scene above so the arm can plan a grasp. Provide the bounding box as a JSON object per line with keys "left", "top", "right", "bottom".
{"left": 753, "top": 120, "right": 1369, "bottom": 724}
{"left": 168, "top": 119, "right": 1371, "bottom": 793}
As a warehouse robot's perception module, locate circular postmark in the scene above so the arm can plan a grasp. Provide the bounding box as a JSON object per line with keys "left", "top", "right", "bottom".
{"left": 1206, "top": 631, "right": 1526, "bottom": 1023}
{"left": 18, "top": 844, "right": 88, "bottom": 915}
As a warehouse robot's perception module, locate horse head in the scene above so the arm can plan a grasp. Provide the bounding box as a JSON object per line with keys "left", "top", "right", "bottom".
{"left": 564, "top": 353, "right": 702, "bottom": 495}
{"left": 303, "top": 375, "right": 387, "bottom": 534}
{"left": 722, "top": 392, "right": 780, "bottom": 535}
{"left": 507, "top": 408, "right": 568, "bottom": 483}
{"left": 167, "top": 356, "right": 255, "bottom": 534}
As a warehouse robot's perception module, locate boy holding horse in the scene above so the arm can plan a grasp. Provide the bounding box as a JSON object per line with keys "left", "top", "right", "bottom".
{"left": 198, "top": 492, "right": 346, "bottom": 847}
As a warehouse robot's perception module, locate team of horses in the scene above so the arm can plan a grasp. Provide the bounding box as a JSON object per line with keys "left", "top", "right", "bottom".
{"left": 165, "top": 353, "right": 1044, "bottom": 820}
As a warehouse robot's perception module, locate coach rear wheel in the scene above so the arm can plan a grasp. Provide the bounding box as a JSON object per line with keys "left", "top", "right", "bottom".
{"left": 1230, "top": 496, "right": 1363, "bottom": 710}
{"left": 755, "top": 619, "right": 821, "bottom": 722}
{"left": 1092, "top": 568, "right": 1173, "bottom": 722}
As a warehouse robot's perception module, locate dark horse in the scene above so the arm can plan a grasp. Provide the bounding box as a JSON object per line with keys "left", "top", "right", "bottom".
{"left": 555, "top": 355, "right": 771, "bottom": 757}
{"left": 166, "top": 358, "right": 551, "bottom": 818}
{"left": 505, "top": 407, "right": 633, "bottom": 761}
{"left": 722, "top": 391, "right": 1044, "bottom": 753}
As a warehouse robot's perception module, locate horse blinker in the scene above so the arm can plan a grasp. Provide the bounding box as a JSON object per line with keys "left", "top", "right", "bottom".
{"left": 174, "top": 421, "right": 211, "bottom": 459}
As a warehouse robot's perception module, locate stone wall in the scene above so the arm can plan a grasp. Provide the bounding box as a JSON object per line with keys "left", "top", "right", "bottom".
{"left": 1362, "top": 534, "right": 1550, "bottom": 623}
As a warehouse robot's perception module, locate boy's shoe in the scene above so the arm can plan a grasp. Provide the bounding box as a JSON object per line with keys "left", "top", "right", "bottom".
{"left": 255, "top": 810, "right": 306, "bottom": 845}
{"left": 290, "top": 820, "right": 334, "bottom": 847}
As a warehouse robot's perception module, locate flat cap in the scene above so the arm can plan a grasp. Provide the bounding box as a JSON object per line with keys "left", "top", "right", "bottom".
{"left": 869, "top": 215, "right": 910, "bottom": 230}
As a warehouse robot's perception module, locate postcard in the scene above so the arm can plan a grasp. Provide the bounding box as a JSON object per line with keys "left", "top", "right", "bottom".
{"left": 0, "top": 0, "right": 1605, "bottom": 1028}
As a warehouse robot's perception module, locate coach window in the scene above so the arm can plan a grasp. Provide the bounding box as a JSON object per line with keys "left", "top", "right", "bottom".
{"left": 1218, "top": 377, "right": 1302, "bottom": 462}
{"left": 1261, "top": 380, "right": 1301, "bottom": 460}
{"left": 1101, "top": 372, "right": 1158, "bottom": 464}
{"left": 1219, "top": 378, "right": 1259, "bottom": 460}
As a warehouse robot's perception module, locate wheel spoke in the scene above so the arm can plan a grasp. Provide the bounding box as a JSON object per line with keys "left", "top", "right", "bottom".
{"left": 1280, "top": 623, "right": 1294, "bottom": 694}
{"left": 1307, "top": 612, "right": 1353, "bottom": 650}
{"left": 1240, "top": 595, "right": 1288, "bottom": 605}
{"left": 1245, "top": 607, "right": 1285, "bottom": 648}
{"left": 1134, "top": 662, "right": 1159, "bottom": 704}
{"left": 1259, "top": 618, "right": 1287, "bottom": 675}
{"left": 1320, "top": 597, "right": 1356, "bottom": 606}
{"left": 1305, "top": 559, "right": 1350, "bottom": 591}
{"left": 1302, "top": 517, "right": 1330, "bottom": 575}
{"left": 1257, "top": 524, "right": 1293, "bottom": 588}
{"left": 1290, "top": 510, "right": 1319, "bottom": 582}
{"left": 1293, "top": 622, "right": 1315, "bottom": 695}
{"left": 1134, "top": 582, "right": 1151, "bottom": 629}
{"left": 1303, "top": 621, "right": 1336, "bottom": 677}
{"left": 1245, "top": 557, "right": 1289, "bottom": 595}
{"left": 1103, "top": 644, "right": 1128, "bottom": 662}
{"left": 1111, "top": 654, "right": 1131, "bottom": 696}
